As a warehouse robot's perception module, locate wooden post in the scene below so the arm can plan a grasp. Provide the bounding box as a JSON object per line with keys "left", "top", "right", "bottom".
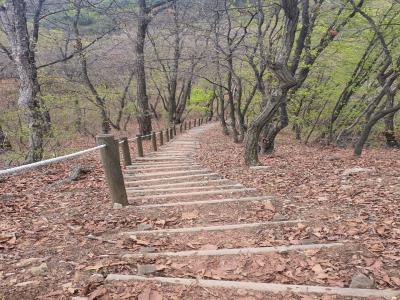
{"left": 159, "top": 130, "right": 164, "bottom": 146}
{"left": 169, "top": 127, "right": 174, "bottom": 139}
{"left": 173, "top": 125, "right": 177, "bottom": 136}
{"left": 189, "top": 120, "right": 191, "bottom": 129}
{"left": 166, "top": 129, "right": 170, "bottom": 142}
{"left": 136, "top": 134, "right": 144, "bottom": 157}
{"left": 120, "top": 137, "right": 132, "bottom": 166}
{"left": 184, "top": 122, "right": 187, "bottom": 130}
{"left": 180, "top": 123, "right": 183, "bottom": 133}
{"left": 96, "top": 134, "right": 128, "bottom": 207}
{"left": 151, "top": 132, "right": 157, "bottom": 151}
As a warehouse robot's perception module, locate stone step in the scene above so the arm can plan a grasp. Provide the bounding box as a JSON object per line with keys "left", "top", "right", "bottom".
{"left": 121, "top": 243, "right": 343, "bottom": 259}
{"left": 131, "top": 195, "right": 273, "bottom": 208}
{"left": 125, "top": 173, "right": 221, "bottom": 186}
{"left": 126, "top": 184, "right": 243, "bottom": 193}
{"left": 127, "top": 188, "right": 258, "bottom": 200}
{"left": 127, "top": 163, "right": 198, "bottom": 169}
{"left": 135, "top": 157, "right": 192, "bottom": 162}
{"left": 124, "top": 169, "right": 211, "bottom": 178}
{"left": 122, "top": 220, "right": 305, "bottom": 235}
{"left": 105, "top": 275, "right": 400, "bottom": 299}
{"left": 130, "top": 165, "right": 203, "bottom": 173}
{"left": 126, "top": 179, "right": 231, "bottom": 189}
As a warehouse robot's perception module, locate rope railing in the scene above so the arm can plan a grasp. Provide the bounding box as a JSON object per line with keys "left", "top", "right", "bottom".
{"left": 0, "top": 116, "right": 211, "bottom": 207}
{"left": 0, "top": 145, "right": 106, "bottom": 177}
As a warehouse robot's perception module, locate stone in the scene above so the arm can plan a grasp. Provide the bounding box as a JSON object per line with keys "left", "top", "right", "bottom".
{"left": 326, "top": 155, "right": 341, "bottom": 161}
{"left": 15, "top": 280, "right": 40, "bottom": 287}
{"left": 272, "top": 214, "right": 287, "bottom": 221}
{"left": 0, "top": 193, "right": 14, "bottom": 201}
{"left": 89, "top": 273, "right": 104, "bottom": 284}
{"left": 137, "top": 224, "right": 153, "bottom": 231}
{"left": 342, "top": 167, "right": 373, "bottom": 176}
{"left": 350, "top": 273, "right": 375, "bottom": 289}
{"left": 139, "top": 247, "right": 156, "bottom": 253}
{"left": 15, "top": 257, "right": 42, "bottom": 268}
{"left": 137, "top": 264, "right": 157, "bottom": 276}
{"left": 29, "top": 263, "right": 48, "bottom": 276}
{"left": 113, "top": 203, "right": 123, "bottom": 209}
{"left": 69, "top": 165, "right": 91, "bottom": 181}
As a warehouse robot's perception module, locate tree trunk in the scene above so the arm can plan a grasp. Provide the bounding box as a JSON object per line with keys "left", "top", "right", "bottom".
{"left": 244, "top": 99, "right": 280, "bottom": 165}
{"left": 135, "top": 0, "right": 152, "bottom": 135}
{"left": 0, "top": 125, "right": 11, "bottom": 150}
{"left": 354, "top": 102, "right": 400, "bottom": 156}
{"left": 384, "top": 92, "right": 398, "bottom": 147}
{"left": 260, "top": 94, "right": 289, "bottom": 153}
{"left": 0, "top": 0, "right": 45, "bottom": 162}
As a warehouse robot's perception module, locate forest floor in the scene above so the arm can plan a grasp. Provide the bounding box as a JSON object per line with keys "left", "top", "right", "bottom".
{"left": 0, "top": 124, "right": 399, "bottom": 299}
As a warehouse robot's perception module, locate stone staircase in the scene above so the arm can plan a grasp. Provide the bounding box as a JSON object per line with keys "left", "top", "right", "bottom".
{"left": 95, "top": 123, "right": 400, "bottom": 299}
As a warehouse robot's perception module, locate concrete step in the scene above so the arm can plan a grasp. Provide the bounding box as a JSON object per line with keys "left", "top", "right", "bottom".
{"left": 126, "top": 184, "right": 243, "bottom": 193}
{"left": 125, "top": 179, "right": 231, "bottom": 189}
{"left": 127, "top": 188, "right": 257, "bottom": 200}
{"left": 105, "top": 275, "right": 400, "bottom": 299}
{"left": 131, "top": 195, "right": 273, "bottom": 208}
{"left": 125, "top": 173, "right": 221, "bottom": 186}
{"left": 122, "top": 220, "right": 305, "bottom": 235}
{"left": 124, "top": 169, "right": 211, "bottom": 178}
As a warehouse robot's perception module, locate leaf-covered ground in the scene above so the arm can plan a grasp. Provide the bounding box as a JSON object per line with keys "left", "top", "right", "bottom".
{"left": 195, "top": 126, "right": 400, "bottom": 290}
{"left": 0, "top": 124, "right": 399, "bottom": 299}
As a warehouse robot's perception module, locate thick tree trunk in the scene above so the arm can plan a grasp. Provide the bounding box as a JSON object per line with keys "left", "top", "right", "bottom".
{"left": 260, "top": 94, "right": 289, "bottom": 154}
{"left": 0, "top": 0, "right": 45, "bottom": 162}
{"left": 354, "top": 103, "right": 400, "bottom": 156}
{"left": 135, "top": 1, "right": 152, "bottom": 135}
{"left": 0, "top": 125, "right": 11, "bottom": 150}
{"left": 384, "top": 93, "right": 398, "bottom": 147}
{"left": 244, "top": 99, "right": 280, "bottom": 165}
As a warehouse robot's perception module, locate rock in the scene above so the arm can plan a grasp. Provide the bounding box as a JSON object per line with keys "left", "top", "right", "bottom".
{"left": 139, "top": 247, "right": 156, "bottom": 253}
{"left": 342, "top": 167, "right": 373, "bottom": 176}
{"left": 0, "top": 193, "right": 14, "bottom": 201}
{"left": 326, "top": 155, "right": 341, "bottom": 161}
{"left": 137, "top": 264, "right": 157, "bottom": 275}
{"left": 29, "top": 263, "right": 48, "bottom": 276}
{"left": 89, "top": 273, "right": 104, "bottom": 284}
{"left": 69, "top": 165, "right": 91, "bottom": 181}
{"left": 137, "top": 224, "right": 153, "bottom": 231}
{"left": 272, "top": 214, "right": 287, "bottom": 221}
{"left": 113, "top": 203, "right": 123, "bottom": 209}
{"left": 350, "top": 273, "right": 375, "bottom": 289}
{"left": 15, "top": 280, "right": 40, "bottom": 287}
{"left": 15, "top": 257, "right": 42, "bottom": 268}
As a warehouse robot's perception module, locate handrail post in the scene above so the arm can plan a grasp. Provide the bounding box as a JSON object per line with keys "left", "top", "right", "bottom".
{"left": 96, "top": 134, "right": 128, "bottom": 207}
{"left": 121, "top": 137, "right": 132, "bottom": 166}
{"left": 184, "top": 121, "right": 187, "bottom": 130}
{"left": 136, "top": 134, "right": 144, "bottom": 157}
{"left": 173, "top": 124, "right": 177, "bottom": 136}
{"left": 159, "top": 130, "right": 164, "bottom": 146}
{"left": 169, "top": 127, "right": 174, "bottom": 139}
{"left": 166, "top": 129, "right": 170, "bottom": 142}
{"left": 151, "top": 131, "right": 157, "bottom": 151}
{"left": 189, "top": 120, "right": 191, "bottom": 129}
{"left": 194, "top": 119, "right": 196, "bottom": 127}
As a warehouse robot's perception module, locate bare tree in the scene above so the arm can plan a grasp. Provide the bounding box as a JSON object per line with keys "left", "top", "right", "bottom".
{"left": 0, "top": 0, "right": 47, "bottom": 162}
{"left": 134, "top": 0, "right": 175, "bottom": 135}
